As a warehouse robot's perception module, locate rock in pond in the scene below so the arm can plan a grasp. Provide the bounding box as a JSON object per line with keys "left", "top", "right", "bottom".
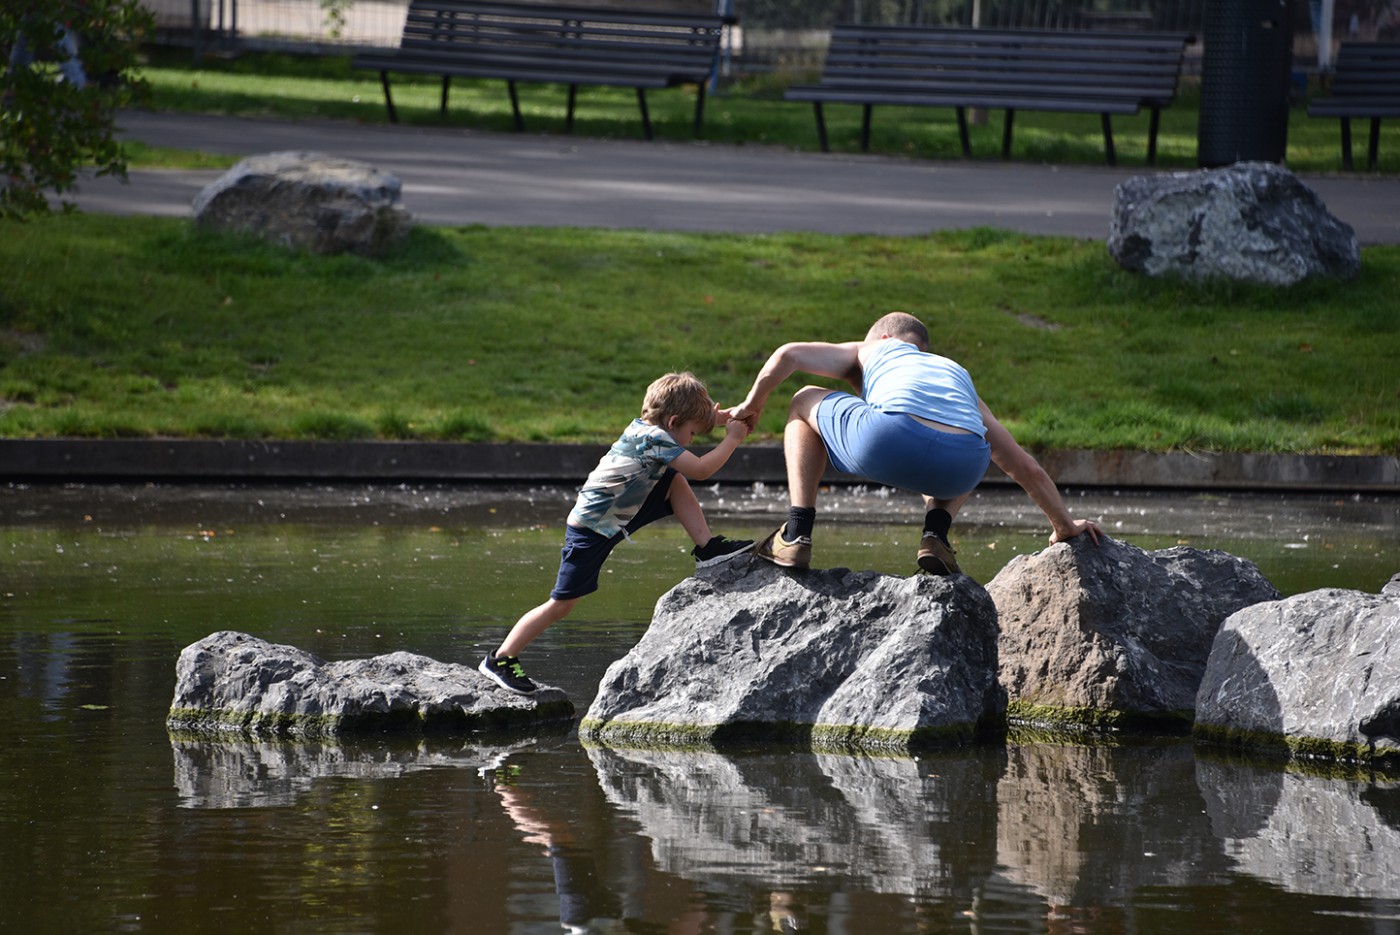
{"left": 580, "top": 560, "right": 1005, "bottom": 753}
{"left": 167, "top": 631, "right": 574, "bottom": 738}
{"left": 1195, "top": 574, "right": 1400, "bottom": 768}
{"left": 988, "top": 536, "right": 1280, "bottom": 731}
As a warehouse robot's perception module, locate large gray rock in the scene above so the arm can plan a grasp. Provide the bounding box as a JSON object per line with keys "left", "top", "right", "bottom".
{"left": 193, "top": 151, "right": 413, "bottom": 255}
{"left": 1107, "top": 162, "right": 1360, "bottom": 285}
{"left": 988, "top": 537, "right": 1280, "bottom": 730}
{"left": 579, "top": 561, "right": 1005, "bottom": 753}
{"left": 1195, "top": 574, "right": 1400, "bottom": 767}
{"left": 167, "top": 630, "right": 573, "bottom": 737}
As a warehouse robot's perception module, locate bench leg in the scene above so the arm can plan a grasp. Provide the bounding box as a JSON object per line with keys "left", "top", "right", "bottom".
{"left": 566, "top": 85, "right": 577, "bottom": 134}
{"left": 378, "top": 71, "right": 398, "bottom": 124}
{"left": 955, "top": 107, "right": 971, "bottom": 158}
{"left": 813, "top": 103, "right": 830, "bottom": 153}
{"left": 1101, "top": 113, "right": 1117, "bottom": 167}
{"left": 1001, "top": 109, "right": 1016, "bottom": 159}
{"left": 1340, "top": 118, "right": 1354, "bottom": 171}
{"left": 1368, "top": 118, "right": 1381, "bottom": 171}
{"left": 637, "top": 89, "right": 653, "bottom": 141}
{"left": 692, "top": 82, "right": 707, "bottom": 139}
{"left": 1146, "top": 107, "right": 1161, "bottom": 165}
{"left": 507, "top": 80, "right": 524, "bottom": 132}
{"left": 440, "top": 76, "right": 450, "bottom": 118}
{"left": 861, "top": 104, "right": 872, "bottom": 152}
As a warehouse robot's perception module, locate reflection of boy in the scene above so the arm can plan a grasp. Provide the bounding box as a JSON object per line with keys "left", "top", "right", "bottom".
{"left": 479, "top": 372, "right": 753, "bottom": 694}
{"left": 490, "top": 775, "right": 627, "bottom": 933}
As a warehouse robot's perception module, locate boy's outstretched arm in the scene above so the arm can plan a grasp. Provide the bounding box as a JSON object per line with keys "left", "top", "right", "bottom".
{"left": 670, "top": 416, "right": 749, "bottom": 481}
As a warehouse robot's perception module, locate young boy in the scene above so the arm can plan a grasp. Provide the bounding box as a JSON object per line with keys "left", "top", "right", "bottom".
{"left": 478, "top": 372, "right": 754, "bottom": 694}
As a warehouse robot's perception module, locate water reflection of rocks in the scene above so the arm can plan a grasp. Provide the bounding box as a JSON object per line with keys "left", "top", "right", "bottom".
{"left": 587, "top": 744, "right": 1003, "bottom": 899}
{"left": 170, "top": 735, "right": 545, "bottom": 809}
{"left": 995, "top": 741, "right": 1231, "bottom": 905}
{"left": 171, "top": 730, "right": 1400, "bottom": 916}
{"left": 1200, "top": 756, "right": 1400, "bottom": 900}
{"left": 585, "top": 741, "right": 1400, "bottom": 916}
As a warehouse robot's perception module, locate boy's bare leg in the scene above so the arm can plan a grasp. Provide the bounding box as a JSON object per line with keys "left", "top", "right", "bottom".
{"left": 496, "top": 597, "right": 577, "bottom": 659}
{"left": 668, "top": 474, "right": 713, "bottom": 546}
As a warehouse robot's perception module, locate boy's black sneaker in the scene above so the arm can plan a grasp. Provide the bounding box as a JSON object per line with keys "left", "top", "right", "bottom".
{"left": 692, "top": 534, "right": 756, "bottom": 568}
{"left": 478, "top": 652, "right": 538, "bottom": 695}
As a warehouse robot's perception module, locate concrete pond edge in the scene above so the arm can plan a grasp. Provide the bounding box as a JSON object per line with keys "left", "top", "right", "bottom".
{"left": 3, "top": 438, "right": 1398, "bottom": 492}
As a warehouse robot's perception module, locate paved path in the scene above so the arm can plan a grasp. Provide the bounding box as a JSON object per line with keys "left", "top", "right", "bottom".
{"left": 76, "top": 110, "right": 1400, "bottom": 243}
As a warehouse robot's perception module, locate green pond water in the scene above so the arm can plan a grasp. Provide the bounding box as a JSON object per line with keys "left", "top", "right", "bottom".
{"left": 2, "top": 481, "right": 1397, "bottom": 934}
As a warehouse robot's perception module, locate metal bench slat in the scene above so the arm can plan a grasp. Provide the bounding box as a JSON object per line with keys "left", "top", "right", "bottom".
{"left": 787, "top": 23, "right": 1191, "bottom": 164}
{"left": 353, "top": 0, "right": 727, "bottom": 139}
{"left": 1307, "top": 41, "right": 1399, "bottom": 169}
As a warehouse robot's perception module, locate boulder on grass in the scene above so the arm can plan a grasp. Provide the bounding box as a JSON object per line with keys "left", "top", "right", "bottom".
{"left": 193, "top": 151, "right": 413, "bottom": 255}
{"left": 167, "top": 630, "right": 573, "bottom": 738}
{"left": 988, "top": 536, "right": 1280, "bottom": 731}
{"left": 1107, "top": 161, "right": 1360, "bottom": 286}
{"left": 580, "top": 560, "right": 1005, "bottom": 753}
{"left": 1195, "top": 574, "right": 1400, "bottom": 768}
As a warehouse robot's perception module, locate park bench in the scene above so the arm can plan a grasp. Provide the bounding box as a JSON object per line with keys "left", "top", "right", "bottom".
{"left": 1307, "top": 41, "right": 1400, "bottom": 170}
{"left": 784, "top": 25, "right": 1195, "bottom": 165}
{"left": 352, "top": 0, "right": 730, "bottom": 139}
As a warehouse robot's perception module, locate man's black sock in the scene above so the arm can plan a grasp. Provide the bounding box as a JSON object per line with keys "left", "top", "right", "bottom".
{"left": 784, "top": 506, "right": 816, "bottom": 541}
{"left": 923, "top": 508, "right": 953, "bottom": 542}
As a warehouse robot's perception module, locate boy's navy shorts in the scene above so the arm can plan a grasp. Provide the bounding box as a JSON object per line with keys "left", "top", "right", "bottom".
{"left": 815, "top": 392, "right": 991, "bottom": 500}
{"left": 550, "top": 470, "right": 677, "bottom": 601}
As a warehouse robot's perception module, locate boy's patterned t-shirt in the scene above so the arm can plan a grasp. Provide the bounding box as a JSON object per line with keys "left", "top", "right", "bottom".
{"left": 567, "top": 419, "right": 684, "bottom": 537}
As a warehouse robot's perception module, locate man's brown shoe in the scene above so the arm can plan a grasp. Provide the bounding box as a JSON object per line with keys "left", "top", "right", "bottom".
{"left": 755, "top": 525, "right": 812, "bottom": 569}
{"left": 917, "top": 534, "right": 961, "bottom": 575}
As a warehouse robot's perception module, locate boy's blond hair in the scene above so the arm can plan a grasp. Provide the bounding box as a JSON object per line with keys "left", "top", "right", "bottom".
{"left": 866, "top": 311, "right": 930, "bottom": 351}
{"left": 640, "top": 372, "right": 713, "bottom": 428}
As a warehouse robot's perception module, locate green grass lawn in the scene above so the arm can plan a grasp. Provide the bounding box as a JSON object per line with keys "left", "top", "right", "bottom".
{"left": 2, "top": 215, "right": 1397, "bottom": 453}
{"left": 4, "top": 50, "right": 1395, "bottom": 455}
{"left": 125, "top": 49, "right": 1398, "bottom": 174}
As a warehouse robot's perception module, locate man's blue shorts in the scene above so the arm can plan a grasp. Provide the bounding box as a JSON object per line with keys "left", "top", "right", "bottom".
{"left": 815, "top": 392, "right": 991, "bottom": 500}
{"left": 550, "top": 470, "right": 677, "bottom": 601}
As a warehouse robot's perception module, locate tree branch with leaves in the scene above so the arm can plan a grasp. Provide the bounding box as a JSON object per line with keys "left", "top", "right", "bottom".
{"left": 2, "top": 0, "right": 153, "bottom": 220}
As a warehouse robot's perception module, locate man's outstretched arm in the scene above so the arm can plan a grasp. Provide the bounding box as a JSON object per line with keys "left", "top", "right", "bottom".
{"left": 981, "top": 401, "right": 1102, "bottom": 545}
{"left": 733, "top": 341, "right": 863, "bottom": 427}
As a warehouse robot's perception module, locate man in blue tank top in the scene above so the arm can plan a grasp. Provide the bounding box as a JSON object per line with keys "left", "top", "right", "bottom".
{"left": 733, "top": 311, "right": 1102, "bottom": 573}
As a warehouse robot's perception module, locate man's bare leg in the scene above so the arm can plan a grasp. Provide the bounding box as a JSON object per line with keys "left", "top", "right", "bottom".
{"left": 919, "top": 492, "right": 972, "bottom": 575}
{"left": 755, "top": 386, "right": 835, "bottom": 568}
{"left": 785, "top": 386, "right": 835, "bottom": 509}
{"left": 925, "top": 491, "right": 973, "bottom": 520}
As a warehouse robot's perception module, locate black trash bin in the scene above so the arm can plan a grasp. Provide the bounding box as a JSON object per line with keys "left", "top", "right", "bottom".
{"left": 1197, "top": 0, "right": 1295, "bottom": 166}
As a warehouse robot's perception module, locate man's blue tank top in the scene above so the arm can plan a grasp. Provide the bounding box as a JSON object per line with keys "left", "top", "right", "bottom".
{"left": 862, "top": 339, "right": 986, "bottom": 436}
